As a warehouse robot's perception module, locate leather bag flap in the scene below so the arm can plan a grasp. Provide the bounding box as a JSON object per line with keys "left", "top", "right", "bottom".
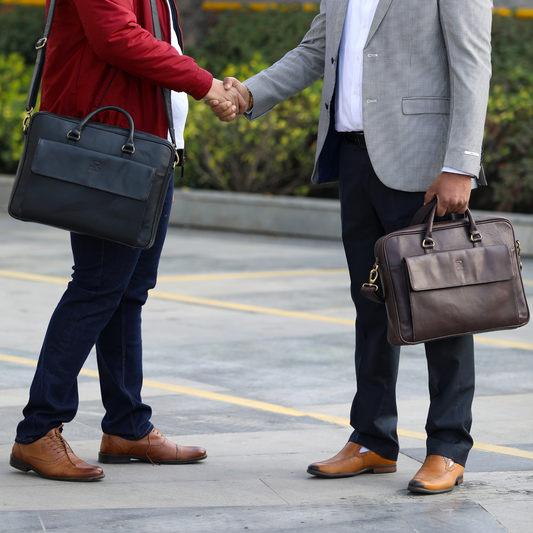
{"left": 31, "top": 139, "right": 156, "bottom": 201}
{"left": 406, "top": 244, "right": 516, "bottom": 292}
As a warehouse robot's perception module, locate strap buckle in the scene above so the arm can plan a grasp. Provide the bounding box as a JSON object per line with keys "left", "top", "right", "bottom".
{"left": 35, "top": 38, "right": 48, "bottom": 50}
{"left": 363, "top": 262, "right": 379, "bottom": 291}
{"left": 22, "top": 108, "right": 34, "bottom": 133}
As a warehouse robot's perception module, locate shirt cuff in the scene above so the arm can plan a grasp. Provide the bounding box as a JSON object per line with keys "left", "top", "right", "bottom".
{"left": 442, "top": 167, "right": 473, "bottom": 177}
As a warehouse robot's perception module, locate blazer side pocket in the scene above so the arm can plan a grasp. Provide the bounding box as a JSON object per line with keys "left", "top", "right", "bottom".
{"left": 402, "top": 97, "right": 450, "bottom": 115}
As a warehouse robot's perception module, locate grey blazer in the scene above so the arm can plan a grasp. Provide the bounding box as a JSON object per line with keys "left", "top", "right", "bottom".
{"left": 244, "top": 0, "right": 493, "bottom": 192}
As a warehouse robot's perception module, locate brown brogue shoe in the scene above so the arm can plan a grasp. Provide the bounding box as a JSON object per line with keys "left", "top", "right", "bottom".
{"left": 307, "top": 442, "right": 397, "bottom": 478}
{"left": 408, "top": 455, "right": 465, "bottom": 494}
{"left": 10, "top": 426, "right": 105, "bottom": 481}
{"left": 98, "top": 427, "right": 207, "bottom": 465}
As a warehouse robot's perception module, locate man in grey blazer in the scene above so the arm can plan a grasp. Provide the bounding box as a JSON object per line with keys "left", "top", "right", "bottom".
{"left": 209, "top": 0, "right": 492, "bottom": 494}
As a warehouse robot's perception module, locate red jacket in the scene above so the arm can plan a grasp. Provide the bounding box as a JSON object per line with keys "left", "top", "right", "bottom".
{"left": 41, "top": 0, "right": 213, "bottom": 139}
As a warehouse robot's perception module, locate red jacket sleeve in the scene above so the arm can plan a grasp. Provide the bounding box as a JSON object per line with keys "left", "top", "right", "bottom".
{"left": 71, "top": 0, "right": 213, "bottom": 100}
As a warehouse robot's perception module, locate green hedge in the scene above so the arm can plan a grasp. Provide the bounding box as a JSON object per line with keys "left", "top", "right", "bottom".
{"left": 187, "top": 7, "right": 319, "bottom": 77}
{"left": 183, "top": 57, "right": 322, "bottom": 197}
{"left": 1, "top": 7, "right": 533, "bottom": 212}
{"left": 0, "top": 5, "right": 45, "bottom": 65}
{"left": 0, "top": 53, "right": 32, "bottom": 173}
{"left": 477, "top": 15, "right": 533, "bottom": 212}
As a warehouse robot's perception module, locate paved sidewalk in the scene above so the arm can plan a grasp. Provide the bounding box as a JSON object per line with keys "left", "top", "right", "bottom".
{"left": 0, "top": 212, "right": 532, "bottom": 532}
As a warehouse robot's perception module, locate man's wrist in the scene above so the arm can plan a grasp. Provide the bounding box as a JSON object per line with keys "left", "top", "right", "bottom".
{"left": 247, "top": 90, "right": 254, "bottom": 111}
{"left": 441, "top": 166, "right": 473, "bottom": 178}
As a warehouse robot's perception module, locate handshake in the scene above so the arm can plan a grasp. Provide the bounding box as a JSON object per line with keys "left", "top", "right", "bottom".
{"left": 204, "top": 77, "right": 250, "bottom": 122}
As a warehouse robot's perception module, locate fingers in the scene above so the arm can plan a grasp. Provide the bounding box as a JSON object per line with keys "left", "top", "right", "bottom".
{"left": 204, "top": 77, "right": 250, "bottom": 121}
{"left": 425, "top": 172, "right": 471, "bottom": 216}
{"left": 205, "top": 99, "right": 237, "bottom": 121}
{"left": 223, "top": 77, "right": 240, "bottom": 90}
{"left": 223, "top": 77, "right": 250, "bottom": 114}
{"left": 236, "top": 91, "right": 247, "bottom": 114}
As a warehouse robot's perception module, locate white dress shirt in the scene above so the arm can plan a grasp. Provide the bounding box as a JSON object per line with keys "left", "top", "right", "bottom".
{"left": 166, "top": 0, "right": 188, "bottom": 149}
{"left": 335, "top": 0, "right": 379, "bottom": 133}
{"left": 335, "top": 0, "right": 470, "bottom": 176}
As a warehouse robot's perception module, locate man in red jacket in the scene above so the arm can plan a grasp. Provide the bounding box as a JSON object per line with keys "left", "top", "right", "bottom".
{"left": 9, "top": 0, "right": 243, "bottom": 482}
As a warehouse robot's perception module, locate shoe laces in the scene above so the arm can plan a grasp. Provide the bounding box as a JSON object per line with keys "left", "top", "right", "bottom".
{"left": 44, "top": 425, "right": 76, "bottom": 467}
{"left": 145, "top": 429, "right": 160, "bottom": 467}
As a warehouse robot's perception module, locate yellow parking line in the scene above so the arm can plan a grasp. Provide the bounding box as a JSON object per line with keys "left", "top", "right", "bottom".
{"left": 1, "top": 268, "right": 532, "bottom": 349}
{"left": 2, "top": 353, "right": 533, "bottom": 460}
{"left": 0, "top": 270, "right": 70, "bottom": 285}
{"left": 0, "top": 268, "right": 349, "bottom": 285}
{"left": 150, "top": 291, "right": 354, "bottom": 325}
{"left": 0, "top": 353, "right": 99, "bottom": 377}
{"left": 157, "top": 268, "right": 348, "bottom": 282}
{"left": 474, "top": 337, "right": 533, "bottom": 351}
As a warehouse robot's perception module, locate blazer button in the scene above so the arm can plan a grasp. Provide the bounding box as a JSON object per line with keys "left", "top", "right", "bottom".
{"left": 331, "top": 57, "right": 335, "bottom": 64}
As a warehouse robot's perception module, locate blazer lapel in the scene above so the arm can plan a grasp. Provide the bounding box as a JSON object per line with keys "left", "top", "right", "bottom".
{"left": 366, "top": 0, "right": 394, "bottom": 46}
{"left": 328, "top": 0, "right": 351, "bottom": 54}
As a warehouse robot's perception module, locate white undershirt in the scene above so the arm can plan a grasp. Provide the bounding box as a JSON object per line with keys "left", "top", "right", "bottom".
{"left": 335, "top": 0, "right": 470, "bottom": 177}
{"left": 166, "top": 0, "right": 188, "bottom": 149}
{"left": 335, "top": 0, "right": 379, "bottom": 133}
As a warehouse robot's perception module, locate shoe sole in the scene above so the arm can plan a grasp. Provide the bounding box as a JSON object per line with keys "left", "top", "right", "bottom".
{"left": 407, "top": 476, "right": 463, "bottom": 494}
{"left": 10, "top": 455, "right": 105, "bottom": 482}
{"left": 98, "top": 452, "right": 208, "bottom": 465}
{"left": 307, "top": 464, "right": 397, "bottom": 478}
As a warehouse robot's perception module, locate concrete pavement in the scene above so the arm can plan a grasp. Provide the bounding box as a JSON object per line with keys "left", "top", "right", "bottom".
{"left": 0, "top": 212, "right": 532, "bottom": 532}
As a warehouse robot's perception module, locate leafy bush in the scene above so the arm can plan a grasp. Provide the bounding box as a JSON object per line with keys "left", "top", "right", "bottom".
{"left": 187, "top": 6, "right": 319, "bottom": 78}
{"left": 183, "top": 57, "right": 323, "bottom": 197}
{"left": 183, "top": 6, "right": 339, "bottom": 197}
{"left": 474, "top": 15, "right": 533, "bottom": 213}
{"left": 1, "top": 5, "right": 533, "bottom": 211}
{"left": 0, "top": 53, "right": 33, "bottom": 173}
{"left": 0, "top": 5, "right": 45, "bottom": 64}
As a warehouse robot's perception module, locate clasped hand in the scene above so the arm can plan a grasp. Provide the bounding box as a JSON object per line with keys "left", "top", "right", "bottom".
{"left": 205, "top": 78, "right": 249, "bottom": 122}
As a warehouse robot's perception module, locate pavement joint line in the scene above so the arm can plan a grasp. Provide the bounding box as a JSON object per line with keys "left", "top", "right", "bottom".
{"left": 2, "top": 352, "right": 533, "bottom": 461}
{"left": 1, "top": 269, "right": 533, "bottom": 350}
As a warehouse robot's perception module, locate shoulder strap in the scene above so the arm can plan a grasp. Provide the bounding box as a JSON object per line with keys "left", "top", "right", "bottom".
{"left": 24, "top": 0, "right": 57, "bottom": 126}
{"left": 24, "top": 0, "right": 176, "bottom": 150}
{"left": 149, "top": 0, "right": 176, "bottom": 148}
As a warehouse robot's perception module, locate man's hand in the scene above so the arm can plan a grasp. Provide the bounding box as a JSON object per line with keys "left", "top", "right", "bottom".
{"left": 424, "top": 172, "right": 472, "bottom": 217}
{"left": 204, "top": 78, "right": 247, "bottom": 122}
{"left": 206, "top": 77, "right": 250, "bottom": 122}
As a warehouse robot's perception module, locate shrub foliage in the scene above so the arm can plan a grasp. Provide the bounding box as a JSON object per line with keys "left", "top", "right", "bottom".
{"left": 1, "top": 6, "right": 533, "bottom": 212}
{"left": 478, "top": 15, "right": 533, "bottom": 212}
{"left": 184, "top": 58, "right": 322, "bottom": 196}
{"left": 0, "top": 53, "right": 32, "bottom": 173}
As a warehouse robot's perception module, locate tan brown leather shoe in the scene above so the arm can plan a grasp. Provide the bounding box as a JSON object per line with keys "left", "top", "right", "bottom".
{"left": 307, "top": 442, "right": 397, "bottom": 478}
{"left": 408, "top": 455, "right": 465, "bottom": 494}
{"left": 98, "top": 427, "right": 207, "bottom": 464}
{"left": 10, "top": 426, "right": 105, "bottom": 481}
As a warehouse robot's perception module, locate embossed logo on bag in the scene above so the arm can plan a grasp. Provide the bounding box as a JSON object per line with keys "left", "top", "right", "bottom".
{"left": 455, "top": 260, "right": 464, "bottom": 271}
{"left": 89, "top": 161, "right": 101, "bottom": 172}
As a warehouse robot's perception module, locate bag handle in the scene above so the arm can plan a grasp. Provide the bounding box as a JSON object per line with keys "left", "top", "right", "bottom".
{"left": 421, "top": 201, "right": 482, "bottom": 252}
{"left": 409, "top": 198, "right": 437, "bottom": 226}
{"left": 360, "top": 198, "right": 483, "bottom": 304}
{"left": 23, "top": 0, "right": 176, "bottom": 156}
{"left": 66, "top": 105, "right": 136, "bottom": 154}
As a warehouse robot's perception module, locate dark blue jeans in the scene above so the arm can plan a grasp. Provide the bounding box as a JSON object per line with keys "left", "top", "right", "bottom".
{"left": 16, "top": 181, "right": 174, "bottom": 444}
{"left": 339, "top": 141, "right": 475, "bottom": 466}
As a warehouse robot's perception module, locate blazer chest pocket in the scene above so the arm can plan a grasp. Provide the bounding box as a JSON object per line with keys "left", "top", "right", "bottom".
{"left": 402, "top": 97, "right": 450, "bottom": 115}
